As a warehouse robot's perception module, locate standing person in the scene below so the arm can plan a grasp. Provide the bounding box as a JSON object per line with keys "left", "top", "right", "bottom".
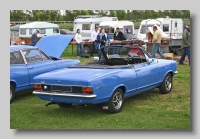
{"left": 90, "top": 27, "right": 99, "bottom": 57}
{"left": 113, "top": 27, "right": 124, "bottom": 54}
{"left": 105, "top": 28, "right": 109, "bottom": 33}
{"left": 151, "top": 26, "right": 166, "bottom": 59}
{"left": 74, "top": 29, "right": 84, "bottom": 57}
{"left": 96, "top": 28, "right": 110, "bottom": 61}
{"left": 28, "top": 30, "right": 39, "bottom": 46}
{"left": 179, "top": 24, "right": 190, "bottom": 65}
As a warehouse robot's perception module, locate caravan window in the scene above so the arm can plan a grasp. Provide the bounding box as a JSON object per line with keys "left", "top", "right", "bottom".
{"left": 163, "top": 24, "right": 169, "bottom": 32}
{"left": 29, "top": 29, "right": 32, "bottom": 35}
{"left": 140, "top": 24, "right": 160, "bottom": 34}
{"left": 95, "top": 24, "right": 99, "bottom": 28}
{"left": 20, "top": 29, "right": 26, "bottom": 35}
{"left": 39, "top": 29, "right": 46, "bottom": 34}
{"left": 82, "top": 24, "right": 91, "bottom": 30}
{"left": 53, "top": 28, "right": 59, "bottom": 33}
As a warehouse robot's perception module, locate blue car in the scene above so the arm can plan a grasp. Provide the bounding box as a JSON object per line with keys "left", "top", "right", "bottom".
{"left": 32, "top": 45, "right": 178, "bottom": 113}
{"left": 10, "top": 35, "right": 80, "bottom": 103}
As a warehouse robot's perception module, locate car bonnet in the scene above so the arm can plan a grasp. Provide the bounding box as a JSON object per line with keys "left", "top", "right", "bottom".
{"left": 35, "top": 35, "right": 74, "bottom": 58}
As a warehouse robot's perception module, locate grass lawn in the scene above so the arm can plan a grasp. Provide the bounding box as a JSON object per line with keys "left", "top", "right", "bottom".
{"left": 10, "top": 45, "right": 190, "bottom": 129}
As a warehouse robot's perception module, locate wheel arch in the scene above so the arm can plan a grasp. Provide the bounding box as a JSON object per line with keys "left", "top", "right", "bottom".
{"left": 10, "top": 81, "right": 17, "bottom": 91}
{"left": 112, "top": 85, "right": 126, "bottom": 96}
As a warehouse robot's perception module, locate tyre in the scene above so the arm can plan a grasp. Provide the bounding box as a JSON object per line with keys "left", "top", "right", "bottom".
{"left": 84, "top": 45, "right": 90, "bottom": 54}
{"left": 108, "top": 88, "right": 124, "bottom": 113}
{"left": 176, "top": 48, "right": 183, "bottom": 56}
{"left": 57, "top": 103, "right": 72, "bottom": 108}
{"left": 10, "top": 85, "right": 15, "bottom": 104}
{"left": 159, "top": 73, "right": 173, "bottom": 94}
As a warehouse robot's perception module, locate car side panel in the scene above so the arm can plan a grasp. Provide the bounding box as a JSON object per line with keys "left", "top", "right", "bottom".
{"left": 37, "top": 68, "right": 138, "bottom": 104}
{"left": 88, "top": 68, "right": 138, "bottom": 101}
{"left": 54, "top": 59, "right": 80, "bottom": 69}
{"left": 27, "top": 60, "right": 57, "bottom": 85}
{"left": 157, "top": 60, "right": 177, "bottom": 82}
{"left": 10, "top": 65, "right": 30, "bottom": 92}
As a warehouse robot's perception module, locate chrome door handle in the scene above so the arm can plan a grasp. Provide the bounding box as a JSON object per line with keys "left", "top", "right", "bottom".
{"left": 135, "top": 69, "right": 141, "bottom": 72}
{"left": 28, "top": 67, "right": 34, "bottom": 69}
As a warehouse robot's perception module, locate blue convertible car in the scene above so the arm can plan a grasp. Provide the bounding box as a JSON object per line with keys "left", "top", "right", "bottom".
{"left": 10, "top": 35, "right": 80, "bottom": 103}
{"left": 32, "top": 45, "right": 177, "bottom": 113}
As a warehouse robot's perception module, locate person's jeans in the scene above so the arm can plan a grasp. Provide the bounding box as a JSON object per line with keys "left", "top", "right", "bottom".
{"left": 76, "top": 43, "right": 83, "bottom": 57}
{"left": 98, "top": 46, "right": 107, "bottom": 61}
{"left": 151, "top": 43, "right": 166, "bottom": 59}
{"left": 113, "top": 43, "right": 120, "bottom": 54}
{"left": 90, "top": 41, "right": 96, "bottom": 57}
{"left": 179, "top": 46, "right": 190, "bottom": 64}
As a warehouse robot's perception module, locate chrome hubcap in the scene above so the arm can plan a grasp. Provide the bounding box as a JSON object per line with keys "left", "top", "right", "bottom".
{"left": 165, "top": 76, "right": 172, "bottom": 90}
{"left": 112, "top": 92, "right": 122, "bottom": 109}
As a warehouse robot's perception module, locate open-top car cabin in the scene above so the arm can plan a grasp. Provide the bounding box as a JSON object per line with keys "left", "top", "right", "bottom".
{"left": 69, "top": 45, "right": 150, "bottom": 69}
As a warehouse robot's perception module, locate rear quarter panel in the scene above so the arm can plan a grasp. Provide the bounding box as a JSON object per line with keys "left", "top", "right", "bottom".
{"left": 88, "top": 68, "right": 137, "bottom": 102}
{"left": 157, "top": 60, "right": 177, "bottom": 82}
{"left": 54, "top": 59, "right": 80, "bottom": 69}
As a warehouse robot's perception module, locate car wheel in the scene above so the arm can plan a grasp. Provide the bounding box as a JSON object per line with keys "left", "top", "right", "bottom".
{"left": 57, "top": 103, "right": 72, "bottom": 108}
{"left": 10, "top": 85, "right": 15, "bottom": 104}
{"left": 176, "top": 48, "right": 183, "bottom": 56}
{"left": 108, "top": 88, "right": 124, "bottom": 113}
{"left": 84, "top": 45, "right": 90, "bottom": 54}
{"left": 159, "top": 73, "right": 173, "bottom": 94}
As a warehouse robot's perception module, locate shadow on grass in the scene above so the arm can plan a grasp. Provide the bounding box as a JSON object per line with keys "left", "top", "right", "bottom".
{"left": 12, "top": 89, "right": 34, "bottom": 103}
{"left": 28, "top": 88, "right": 163, "bottom": 116}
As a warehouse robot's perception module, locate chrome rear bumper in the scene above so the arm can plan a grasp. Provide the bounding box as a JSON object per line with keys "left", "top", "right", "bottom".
{"left": 33, "top": 91, "right": 97, "bottom": 98}
{"left": 174, "top": 71, "right": 178, "bottom": 74}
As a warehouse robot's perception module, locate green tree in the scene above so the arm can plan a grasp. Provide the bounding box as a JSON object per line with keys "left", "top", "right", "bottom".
{"left": 127, "top": 10, "right": 131, "bottom": 20}
{"left": 87, "top": 10, "right": 94, "bottom": 15}
{"left": 45, "top": 10, "right": 51, "bottom": 21}
{"left": 80, "top": 10, "right": 88, "bottom": 15}
{"left": 116, "top": 10, "right": 126, "bottom": 20}
{"left": 182, "top": 10, "right": 190, "bottom": 18}
{"left": 109, "top": 10, "right": 116, "bottom": 17}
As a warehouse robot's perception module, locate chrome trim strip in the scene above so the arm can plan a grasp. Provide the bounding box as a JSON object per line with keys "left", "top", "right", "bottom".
{"left": 35, "top": 83, "right": 92, "bottom": 88}
{"left": 33, "top": 91, "right": 96, "bottom": 98}
{"left": 19, "top": 50, "right": 27, "bottom": 64}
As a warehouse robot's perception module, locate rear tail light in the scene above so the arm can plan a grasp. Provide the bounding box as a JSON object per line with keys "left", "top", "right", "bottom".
{"left": 82, "top": 87, "right": 93, "bottom": 95}
{"left": 34, "top": 84, "right": 42, "bottom": 91}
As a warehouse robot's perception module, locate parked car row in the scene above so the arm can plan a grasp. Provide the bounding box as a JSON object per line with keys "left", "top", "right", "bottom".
{"left": 10, "top": 35, "right": 80, "bottom": 103}
{"left": 10, "top": 34, "right": 178, "bottom": 114}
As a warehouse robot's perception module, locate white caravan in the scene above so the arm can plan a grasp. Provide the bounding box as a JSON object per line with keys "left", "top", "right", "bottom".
{"left": 137, "top": 17, "right": 183, "bottom": 40}
{"left": 99, "top": 20, "right": 135, "bottom": 35}
{"left": 73, "top": 15, "right": 118, "bottom": 40}
{"left": 137, "top": 17, "right": 185, "bottom": 55}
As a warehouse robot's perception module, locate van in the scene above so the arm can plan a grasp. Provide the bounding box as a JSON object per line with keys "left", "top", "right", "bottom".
{"left": 73, "top": 15, "right": 118, "bottom": 40}
{"left": 19, "top": 21, "right": 60, "bottom": 44}
{"left": 137, "top": 17, "right": 183, "bottom": 40}
{"left": 137, "top": 17, "right": 184, "bottom": 55}
{"left": 99, "top": 20, "right": 135, "bottom": 35}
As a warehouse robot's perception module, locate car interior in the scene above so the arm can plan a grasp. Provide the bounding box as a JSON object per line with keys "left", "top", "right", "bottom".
{"left": 68, "top": 46, "right": 148, "bottom": 69}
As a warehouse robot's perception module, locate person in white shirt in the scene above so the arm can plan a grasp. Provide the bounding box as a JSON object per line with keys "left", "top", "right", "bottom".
{"left": 74, "top": 29, "right": 83, "bottom": 57}
{"left": 90, "top": 27, "right": 99, "bottom": 57}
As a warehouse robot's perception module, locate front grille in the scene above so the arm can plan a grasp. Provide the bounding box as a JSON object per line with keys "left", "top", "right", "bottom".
{"left": 41, "top": 84, "right": 82, "bottom": 93}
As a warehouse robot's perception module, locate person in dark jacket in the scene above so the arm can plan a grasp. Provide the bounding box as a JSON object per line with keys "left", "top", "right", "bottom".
{"left": 113, "top": 27, "right": 124, "bottom": 54}
{"left": 28, "top": 30, "right": 39, "bottom": 46}
{"left": 179, "top": 24, "right": 190, "bottom": 65}
{"left": 96, "top": 28, "right": 110, "bottom": 61}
